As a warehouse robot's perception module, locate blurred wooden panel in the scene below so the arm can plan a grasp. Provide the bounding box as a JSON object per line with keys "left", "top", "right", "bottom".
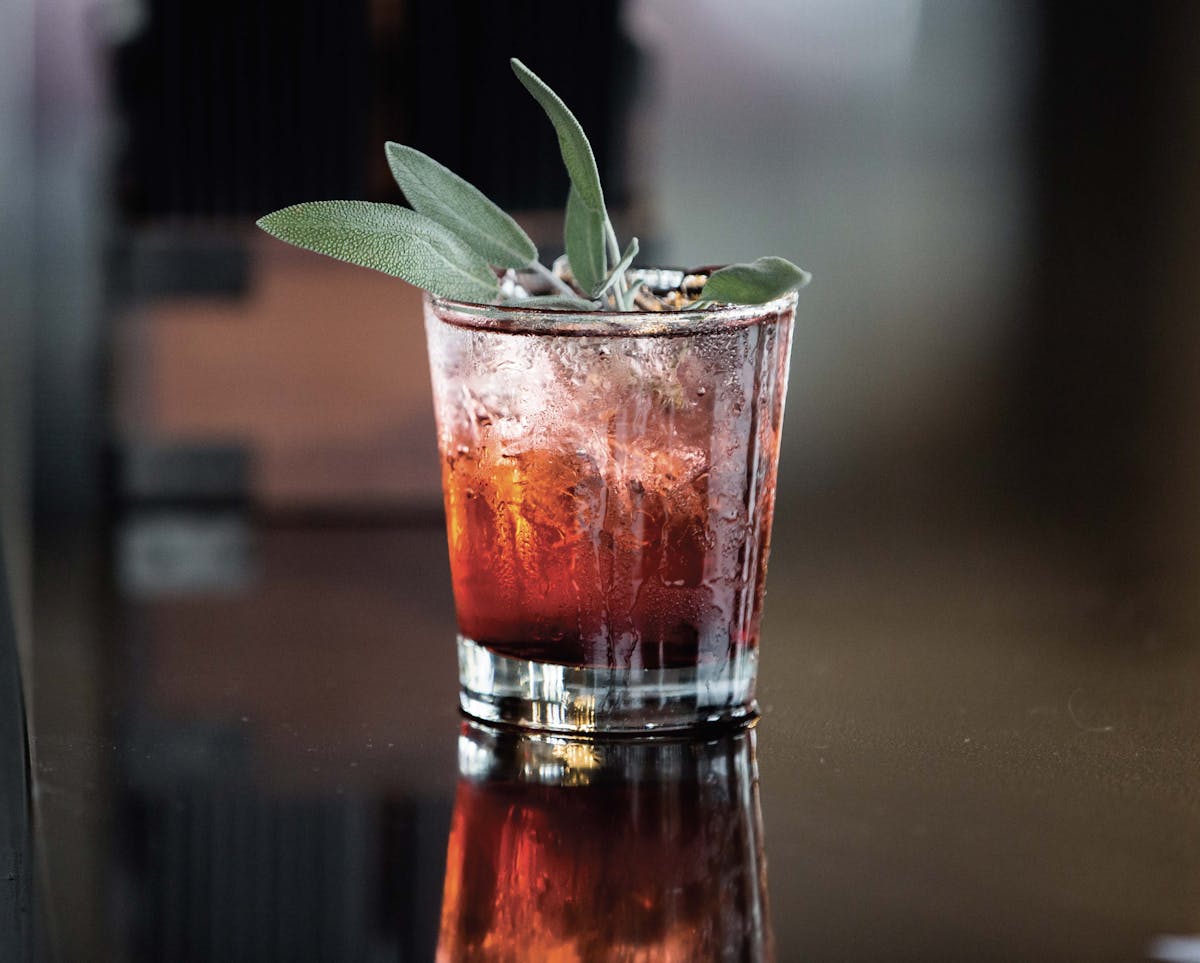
{"left": 117, "top": 237, "right": 442, "bottom": 511}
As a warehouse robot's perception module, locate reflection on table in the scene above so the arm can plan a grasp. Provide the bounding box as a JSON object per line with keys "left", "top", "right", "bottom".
{"left": 438, "top": 720, "right": 771, "bottom": 962}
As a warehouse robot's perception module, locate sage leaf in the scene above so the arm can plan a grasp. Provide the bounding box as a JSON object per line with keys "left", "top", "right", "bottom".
{"left": 700, "top": 256, "right": 812, "bottom": 305}
{"left": 594, "top": 236, "right": 639, "bottom": 300}
{"left": 385, "top": 142, "right": 536, "bottom": 270}
{"left": 565, "top": 185, "right": 607, "bottom": 296}
{"left": 257, "top": 201, "right": 499, "bottom": 303}
{"left": 511, "top": 58, "right": 606, "bottom": 216}
{"left": 502, "top": 294, "right": 599, "bottom": 310}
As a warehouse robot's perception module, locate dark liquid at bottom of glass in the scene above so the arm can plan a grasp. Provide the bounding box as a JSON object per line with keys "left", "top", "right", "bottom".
{"left": 475, "top": 628, "right": 752, "bottom": 672}
{"left": 443, "top": 446, "right": 770, "bottom": 673}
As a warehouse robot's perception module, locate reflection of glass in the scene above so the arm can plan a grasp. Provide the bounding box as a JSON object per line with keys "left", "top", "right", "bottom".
{"left": 437, "top": 719, "right": 773, "bottom": 962}
{"left": 424, "top": 289, "right": 797, "bottom": 732}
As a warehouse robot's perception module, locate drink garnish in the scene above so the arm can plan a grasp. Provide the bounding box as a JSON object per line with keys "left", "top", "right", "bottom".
{"left": 257, "top": 59, "right": 811, "bottom": 310}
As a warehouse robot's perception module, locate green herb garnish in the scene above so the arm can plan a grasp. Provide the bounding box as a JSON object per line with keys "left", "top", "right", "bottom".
{"left": 257, "top": 59, "right": 810, "bottom": 310}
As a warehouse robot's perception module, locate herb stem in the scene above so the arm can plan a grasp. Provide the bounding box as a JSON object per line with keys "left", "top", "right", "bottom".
{"left": 603, "top": 219, "right": 632, "bottom": 310}
{"left": 529, "top": 259, "right": 579, "bottom": 298}
{"left": 604, "top": 219, "right": 620, "bottom": 265}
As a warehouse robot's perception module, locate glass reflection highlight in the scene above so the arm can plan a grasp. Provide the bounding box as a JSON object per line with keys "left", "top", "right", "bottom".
{"left": 438, "top": 720, "right": 772, "bottom": 962}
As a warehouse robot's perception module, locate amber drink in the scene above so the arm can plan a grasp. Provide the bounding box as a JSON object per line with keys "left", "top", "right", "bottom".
{"left": 425, "top": 282, "right": 796, "bottom": 731}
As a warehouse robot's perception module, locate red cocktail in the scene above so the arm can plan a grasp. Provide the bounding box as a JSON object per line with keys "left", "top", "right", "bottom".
{"left": 425, "top": 281, "right": 796, "bottom": 730}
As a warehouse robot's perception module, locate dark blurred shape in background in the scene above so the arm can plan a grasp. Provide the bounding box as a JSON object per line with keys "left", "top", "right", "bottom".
{"left": 111, "top": 1, "right": 636, "bottom": 220}
{"left": 1016, "top": 2, "right": 1200, "bottom": 613}
{"left": 97, "top": 0, "right": 647, "bottom": 516}
{"left": 4, "top": 1, "right": 1200, "bottom": 960}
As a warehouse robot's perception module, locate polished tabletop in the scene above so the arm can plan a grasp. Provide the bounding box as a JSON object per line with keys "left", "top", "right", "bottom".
{"left": 26, "top": 501, "right": 1200, "bottom": 962}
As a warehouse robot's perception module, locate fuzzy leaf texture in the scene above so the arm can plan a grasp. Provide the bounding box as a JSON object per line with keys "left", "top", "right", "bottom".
{"left": 510, "top": 59, "right": 607, "bottom": 217}
{"left": 256, "top": 201, "right": 499, "bottom": 303}
{"left": 384, "top": 143, "right": 536, "bottom": 270}
{"left": 565, "top": 185, "right": 607, "bottom": 296}
{"left": 700, "top": 256, "right": 812, "bottom": 305}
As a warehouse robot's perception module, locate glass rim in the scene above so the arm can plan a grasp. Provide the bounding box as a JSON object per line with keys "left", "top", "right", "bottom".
{"left": 427, "top": 286, "right": 799, "bottom": 338}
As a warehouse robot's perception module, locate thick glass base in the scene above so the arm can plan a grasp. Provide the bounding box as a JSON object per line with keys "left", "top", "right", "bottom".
{"left": 457, "top": 635, "right": 759, "bottom": 733}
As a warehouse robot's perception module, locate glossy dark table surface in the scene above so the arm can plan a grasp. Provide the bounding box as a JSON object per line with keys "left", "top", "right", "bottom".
{"left": 28, "top": 507, "right": 1200, "bottom": 962}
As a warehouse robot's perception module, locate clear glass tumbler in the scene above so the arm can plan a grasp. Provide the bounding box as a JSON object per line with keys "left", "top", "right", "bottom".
{"left": 437, "top": 719, "right": 773, "bottom": 961}
{"left": 424, "top": 283, "right": 796, "bottom": 732}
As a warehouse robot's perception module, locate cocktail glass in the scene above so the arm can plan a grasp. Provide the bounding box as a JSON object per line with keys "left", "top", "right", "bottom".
{"left": 424, "top": 276, "right": 796, "bottom": 732}
{"left": 437, "top": 719, "right": 773, "bottom": 961}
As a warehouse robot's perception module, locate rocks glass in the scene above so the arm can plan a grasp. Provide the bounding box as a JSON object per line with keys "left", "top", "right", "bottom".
{"left": 424, "top": 279, "right": 796, "bottom": 732}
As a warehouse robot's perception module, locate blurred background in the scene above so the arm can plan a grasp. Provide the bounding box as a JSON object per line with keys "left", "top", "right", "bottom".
{"left": 5, "top": 0, "right": 1197, "bottom": 584}
{"left": 3, "top": 0, "right": 1200, "bottom": 960}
